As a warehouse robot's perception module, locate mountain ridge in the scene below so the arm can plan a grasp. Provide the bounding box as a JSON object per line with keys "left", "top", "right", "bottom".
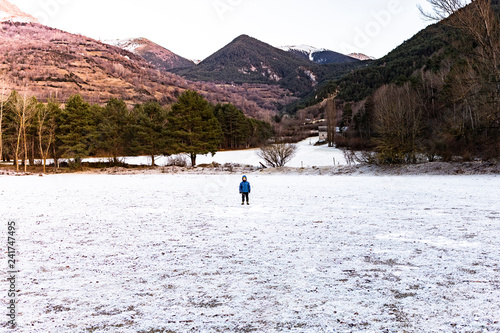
{"left": 347, "top": 53, "right": 375, "bottom": 61}
{"left": 280, "top": 45, "right": 360, "bottom": 64}
{"left": 105, "top": 37, "right": 195, "bottom": 71}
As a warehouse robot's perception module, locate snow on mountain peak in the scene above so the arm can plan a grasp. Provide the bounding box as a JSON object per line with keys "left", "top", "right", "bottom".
{"left": 348, "top": 53, "right": 375, "bottom": 61}
{"left": 279, "top": 45, "right": 330, "bottom": 61}
{"left": 280, "top": 45, "right": 327, "bottom": 54}
{"left": 0, "top": 0, "right": 39, "bottom": 23}
{"left": 104, "top": 38, "right": 146, "bottom": 53}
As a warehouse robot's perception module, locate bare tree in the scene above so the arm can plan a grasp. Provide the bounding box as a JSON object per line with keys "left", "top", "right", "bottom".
{"left": 418, "top": 0, "right": 470, "bottom": 21}
{"left": 257, "top": 143, "right": 298, "bottom": 168}
{"left": 9, "top": 90, "right": 36, "bottom": 172}
{"left": 419, "top": 0, "right": 499, "bottom": 90}
{"left": 420, "top": 0, "right": 500, "bottom": 155}
{"left": 36, "top": 101, "right": 58, "bottom": 173}
{"left": 373, "top": 83, "right": 423, "bottom": 163}
{"left": 325, "top": 96, "right": 337, "bottom": 147}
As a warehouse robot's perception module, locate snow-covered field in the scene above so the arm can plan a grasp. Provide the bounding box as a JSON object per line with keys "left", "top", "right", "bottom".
{"left": 80, "top": 137, "right": 349, "bottom": 168}
{"left": 1, "top": 172, "right": 499, "bottom": 332}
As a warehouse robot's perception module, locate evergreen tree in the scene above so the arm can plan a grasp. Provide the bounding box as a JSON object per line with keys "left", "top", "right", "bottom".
{"left": 214, "top": 103, "right": 249, "bottom": 149}
{"left": 58, "top": 94, "right": 97, "bottom": 166}
{"left": 97, "top": 98, "right": 129, "bottom": 164}
{"left": 132, "top": 101, "right": 169, "bottom": 166}
{"left": 247, "top": 118, "right": 273, "bottom": 147}
{"left": 339, "top": 103, "right": 353, "bottom": 133}
{"left": 169, "top": 90, "right": 222, "bottom": 166}
{"left": 353, "top": 95, "right": 374, "bottom": 140}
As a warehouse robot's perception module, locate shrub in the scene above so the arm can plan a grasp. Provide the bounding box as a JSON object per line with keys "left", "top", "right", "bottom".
{"left": 166, "top": 155, "right": 187, "bottom": 167}
{"left": 256, "top": 143, "right": 298, "bottom": 168}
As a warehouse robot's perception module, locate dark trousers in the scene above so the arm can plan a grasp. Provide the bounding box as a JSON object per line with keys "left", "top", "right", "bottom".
{"left": 241, "top": 192, "right": 249, "bottom": 203}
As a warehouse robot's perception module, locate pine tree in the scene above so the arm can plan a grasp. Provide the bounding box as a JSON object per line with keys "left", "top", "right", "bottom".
{"left": 97, "top": 98, "right": 129, "bottom": 164}
{"left": 339, "top": 102, "right": 353, "bottom": 134}
{"left": 132, "top": 101, "right": 169, "bottom": 166}
{"left": 214, "top": 103, "right": 249, "bottom": 149}
{"left": 169, "top": 90, "right": 222, "bottom": 167}
{"left": 246, "top": 118, "right": 273, "bottom": 147}
{"left": 58, "top": 94, "right": 96, "bottom": 166}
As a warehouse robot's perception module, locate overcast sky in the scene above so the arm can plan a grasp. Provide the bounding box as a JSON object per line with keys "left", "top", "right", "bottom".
{"left": 12, "top": 0, "right": 434, "bottom": 60}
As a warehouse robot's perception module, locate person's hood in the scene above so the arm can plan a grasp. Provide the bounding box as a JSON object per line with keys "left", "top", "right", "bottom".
{"left": 242, "top": 175, "right": 247, "bottom": 181}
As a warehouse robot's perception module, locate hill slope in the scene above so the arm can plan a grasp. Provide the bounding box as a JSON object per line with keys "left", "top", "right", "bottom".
{"left": 302, "top": 0, "right": 500, "bottom": 161}
{"left": 308, "top": 22, "right": 454, "bottom": 104}
{"left": 0, "top": 22, "right": 185, "bottom": 104}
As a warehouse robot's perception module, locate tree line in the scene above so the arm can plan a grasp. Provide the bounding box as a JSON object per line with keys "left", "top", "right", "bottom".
{"left": 0, "top": 89, "right": 273, "bottom": 171}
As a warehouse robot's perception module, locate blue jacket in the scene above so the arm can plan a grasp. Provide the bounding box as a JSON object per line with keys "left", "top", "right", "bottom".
{"left": 239, "top": 180, "right": 251, "bottom": 193}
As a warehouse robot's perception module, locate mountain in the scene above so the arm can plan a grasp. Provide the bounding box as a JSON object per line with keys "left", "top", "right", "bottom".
{"left": 311, "top": 0, "right": 500, "bottom": 104}
{"left": 0, "top": 21, "right": 182, "bottom": 105}
{"left": 173, "top": 35, "right": 364, "bottom": 96}
{"left": 173, "top": 35, "right": 317, "bottom": 94}
{"left": 0, "top": 0, "right": 38, "bottom": 23}
{"left": 307, "top": 1, "right": 500, "bottom": 161}
{"left": 0, "top": 22, "right": 293, "bottom": 118}
{"left": 106, "top": 37, "right": 195, "bottom": 71}
{"left": 348, "top": 53, "right": 375, "bottom": 61}
{"left": 304, "top": 22, "right": 454, "bottom": 105}
{"left": 280, "top": 45, "right": 360, "bottom": 64}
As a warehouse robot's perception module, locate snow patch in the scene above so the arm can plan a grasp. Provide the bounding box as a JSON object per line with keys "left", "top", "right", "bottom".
{"left": 104, "top": 38, "right": 144, "bottom": 54}
{"left": 0, "top": 12, "right": 37, "bottom": 23}
{"left": 280, "top": 44, "right": 328, "bottom": 55}
{"left": 0, "top": 0, "right": 39, "bottom": 24}
{"left": 348, "top": 53, "right": 375, "bottom": 61}
{"left": 77, "top": 137, "right": 348, "bottom": 168}
{"left": 280, "top": 44, "right": 329, "bottom": 61}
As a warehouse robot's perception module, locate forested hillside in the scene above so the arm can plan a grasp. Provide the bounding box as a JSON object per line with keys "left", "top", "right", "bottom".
{"left": 309, "top": 22, "right": 454, "bottom": 105}
{"left": 313, "top": 0, "right": 500, "bottom": 163}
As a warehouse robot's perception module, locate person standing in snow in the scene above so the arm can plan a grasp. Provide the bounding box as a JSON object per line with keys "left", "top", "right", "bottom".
{"left": 239, "top": 175, "right": 251, "bottom": 205}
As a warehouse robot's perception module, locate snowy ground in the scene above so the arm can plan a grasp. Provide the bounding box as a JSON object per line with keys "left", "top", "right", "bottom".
{"left": 1, "top": 173, "right": 499, "bottom": 332}
{"left": 77, "top": 137, "right": 349, "bottom": 168}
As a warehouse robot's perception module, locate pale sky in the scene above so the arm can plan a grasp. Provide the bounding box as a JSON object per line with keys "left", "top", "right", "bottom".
{"left": 11, "top": 0, "right": 434, "bottom": 60}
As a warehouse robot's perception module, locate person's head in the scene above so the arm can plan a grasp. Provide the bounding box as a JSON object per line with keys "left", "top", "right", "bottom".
{"left": 242, "top": 175, "right": 247, "bottom": 182}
